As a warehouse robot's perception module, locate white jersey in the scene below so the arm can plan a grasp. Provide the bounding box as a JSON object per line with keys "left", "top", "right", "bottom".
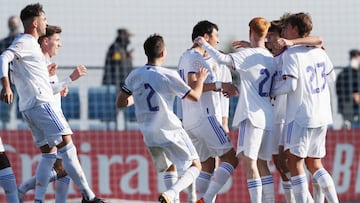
{"left": 281, "top": 45, "right": 333, "bottom": 127}
{"left": 178, "top": 49, "right": 220, "bottom": 129}
{"left": 230, "top": 48, "right": 275, "bottom": 130}
{"left": 271, "top": 52, "right": 287, "bottom": 124}
{"left": 123, "top": 64, "right": 191, "bottom": 146}
{"left": 7, "top": 34, "right": 54, "bottom": 111}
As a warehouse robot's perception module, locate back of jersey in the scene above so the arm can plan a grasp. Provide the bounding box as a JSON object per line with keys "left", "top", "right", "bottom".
{"left": 230, "top": 48, "right": 275, "bottom": 130}
{"left": 281, "top": 45, "right": 333, "bottom": 127}
{"left": 125, "top": 65, "right": 190, "bottom": 139}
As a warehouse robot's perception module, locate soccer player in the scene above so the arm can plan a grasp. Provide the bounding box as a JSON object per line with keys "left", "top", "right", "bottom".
{"left": 195, "top": 17, "right": 276, "bottom": 203}
{"left": 116, "top": 34, "right": 208, "bottom": 203}
{"left": 178, "top": 20, "right": 239, "bottom": 203}
{"left": 271, "top": 12, "right": 338, "bottom": 203}
{"left": 17, "top": 25, "right": 87, "bottom": 203}
{"left": 0, "top": 3, "right": 104, "bottom": 203}
{"left": 0, "top": 137, "right": 19, "bottom": 202}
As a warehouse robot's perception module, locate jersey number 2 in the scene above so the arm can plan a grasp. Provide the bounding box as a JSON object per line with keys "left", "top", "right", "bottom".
{"left": 144, "top": 83, "right": 159, "bottom": 111}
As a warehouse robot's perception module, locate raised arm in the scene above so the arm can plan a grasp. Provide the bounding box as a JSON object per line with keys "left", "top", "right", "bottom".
{"left": 194, "top": 36, "right": 233, "bottom": 66}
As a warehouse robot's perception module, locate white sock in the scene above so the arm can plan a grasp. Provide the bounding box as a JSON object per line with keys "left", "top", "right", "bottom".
{"left": 313, "top": 168, "right": 339, "bottom": 203}
{"left": 187, "top": 182, "right": 197, "bottom": 203}
{"left": 171, "top": 166, "right": 200, "bottom": 194}
{"left": 196, "top": 171, "right": 212, "bottom": 199}
{"left": 261, "top": 175, "right": 275, "bottom": 203}
{"left": 203, "top": 162, "right": 234, "bottom": 203}
{"left": 34, "top": 152, "right": 57, "bottom": 201}
{"left": 163, "top": 171, "right": 179, "bottom": 202}
{"left": 19, "top": 169, "right": 57, "bottom": 195}
{"left": 58, "top": 142, "right": 95, "bottom": 200}
{"left": 247, "top": 178, "right": 262, "bottom": 203}
{"left": 55, "top": 176, "right": 71, "bottom": 203}
{"left": 282, "top": 181, "right": 295, "bottom": 203}
{"left": 291, "top": 174, "right": 308, "bottom": 203}
{"left": 312, "top": 177, "right": 324, "bottom": 203}
{"left": 0, "top": 167, "right": 19, "bottom": 203}
{"left": 163, "top": 171, "right": 178, "bottom": 189}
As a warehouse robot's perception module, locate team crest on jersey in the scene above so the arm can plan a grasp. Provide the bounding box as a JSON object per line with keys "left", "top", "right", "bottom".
{"left": 212, "top": 65, "right": 217, "bottom": 72}
{"left": 193, "top": 60, "right": 202, "bottom": 69}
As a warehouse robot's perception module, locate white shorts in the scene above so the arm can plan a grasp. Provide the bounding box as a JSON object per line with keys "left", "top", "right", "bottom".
{"left": 186, "top": 115, "right": 234, "bottom": 162}
{"left": 22, "top": 103, "right": 73, "bottom": 148}
{"left": 147, "top": 129, "right": 199, "bottom": 172}
{"left": 272, "top": 123, "right": 285, "bottom": 155}
{"left": 0, "top": 137, "right": 4, "bottom": 152}
{"left": 237, "top": 119, "right": 273, "bottom": 161}
{"left": 284, "top": 121, "right": 327, "bottom": 158}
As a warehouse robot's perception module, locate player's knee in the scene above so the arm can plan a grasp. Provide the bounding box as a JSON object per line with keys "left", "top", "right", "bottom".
{"left": 53, "top": 159, "right": 67, "bottom": 178}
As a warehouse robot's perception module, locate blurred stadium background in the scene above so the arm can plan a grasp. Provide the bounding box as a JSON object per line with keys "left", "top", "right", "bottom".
{"left": 1, "top": 0, "right": 360, "bottom": 202}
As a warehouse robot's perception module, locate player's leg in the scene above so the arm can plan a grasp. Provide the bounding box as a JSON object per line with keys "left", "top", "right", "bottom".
{"left": 238, "top": 119, "right": 263, "bottom": 203}
{"left": 18, "top": 158, "right": 67, "bottom": 201}
{"left": 22, "top": 106, "right": 59, "bottom": 202}
{"left": 196, "top": 157, "right": 215, "bottom": 200}
{"left": 193, "top": 116, "right": 238, "bottom": 203}
{"left": 272, "top": 123, "right": 295, "bottom": 203}
{"left": 305, "top": 126, "right": 339, "bottom": 203}
{"left": 258, "top": 130, "right": 275, "bottom": 203}
{"left": 158, "top": 129, "right": 201, "bottom": 203}
{"left": 34, "top": 103, "right": 103, "bottom": 203}
{"left": 54, "top": 159, "right": 70, "bottom": 203}
{"left": 0, "top": 150, "right": 19, "bottom": 203}
{"left": 273, "top": 148, "right": 294, "bottom": 203}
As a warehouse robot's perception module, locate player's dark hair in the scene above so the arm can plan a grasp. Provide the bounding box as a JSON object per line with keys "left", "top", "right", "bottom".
{"left": 192, "top": 20, "right": 218, "bottom": 41}
{"left": 283, "top": 12, "right": 312, "bottom": 37}
{"left": 20, "top": 3, "right": 44, "bottom": 22}
{"left": 143, "top": 34, "right": 164, "bottom": 60}
{"left": 268, "top": 20, "right": 282, "bottom": 35}
{"left": 38, "top": 25, "right": 62, "bottom": 44}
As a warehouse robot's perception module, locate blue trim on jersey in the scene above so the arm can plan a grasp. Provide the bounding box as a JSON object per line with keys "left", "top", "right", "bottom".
{"left": 286, "top": 121, "right": 294, "bottom": 144}
{"left": 208, "top": 116, "right": 227, "bottom": 144}
{"left": 182, "top": 90, "right": 191, "bottom": 99}
{"left": 122, "top": 85, "right": 132, "bottom": 95}
{"left": 43, "top": 103, "right": 65, "bottom": 131}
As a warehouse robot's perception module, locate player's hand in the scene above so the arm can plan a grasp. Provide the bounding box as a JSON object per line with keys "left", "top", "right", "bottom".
{"left": 232, "top": 40, "right": 250, "bottom": 49}
{"left": 221, "top": 83, "right": 239, "bottom": 98}
{"left": 48, "top": 63, "right": 58, "bottom": 76}
{"left": 276, "top": 38, "right": 293, "bottom": 49}
{"left": 196, "top": 67, "right": 209, "bottom": 82}
{"left": 60, "top": 87, "right": 69, "bottom": 97}
{"left": 1, "top": 87, "right": 13, "bottom": 104}
{"left": 194, "top": 36, "right": 206, "bottom": 46}
{"left": 70, "top": 65, "right": 87, "bottom": 81}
